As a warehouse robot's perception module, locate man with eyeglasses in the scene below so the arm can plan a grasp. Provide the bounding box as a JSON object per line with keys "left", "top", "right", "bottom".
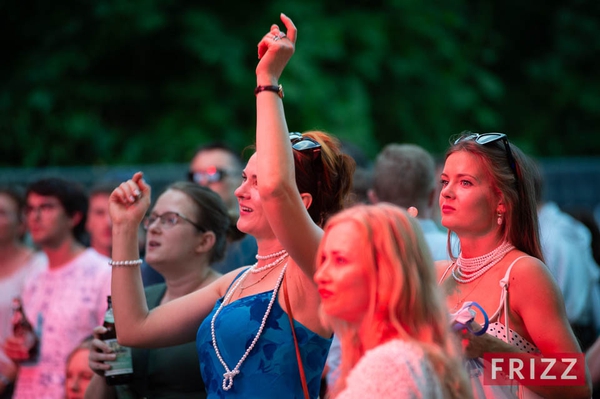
{"left": 3, "top": 177, "right": 111, "bottom": 399}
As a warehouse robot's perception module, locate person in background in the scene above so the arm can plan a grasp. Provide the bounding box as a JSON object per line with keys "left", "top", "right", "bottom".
{"left": 368, "top": 143, "right": 451, "bottom": 262}
{"left": 86, "top": 182, "right": 228, "bottom": 399}
{"left": 106, "top": 14, "right": 355, "bottom": 398}
{"left": 0, "top": 187, "right": 46, "bottom": 398}
{"left": 3, "top": 177, "right": 111, "bottom": 399}
{"left": 65, "top": 338, "right": 93, "bottom": 399}
{"left": 314, "top": 203, "right": 471, "bottom": 398}
{"left": 85, "top": 182, "right": 117, "bottom": 258}
{"left": 324, "top": 143, "right": 453, "bottom": 394}
{"left": 534, "top": 167, "right": 600, "bottom": 351}
{"left": 437, "top": 132, "right": 591, "bottom": 398}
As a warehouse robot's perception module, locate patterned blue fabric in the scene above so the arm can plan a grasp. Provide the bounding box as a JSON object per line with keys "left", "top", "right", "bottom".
{"left": 196, "top": 275, "right": 331, "bottom": 398}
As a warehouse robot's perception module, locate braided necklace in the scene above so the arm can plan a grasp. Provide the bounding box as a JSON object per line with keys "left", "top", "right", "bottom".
{"left": 210, "top": 261, "right": 288, "bottom": 391}
{"left": 452, "top": 241, "right": 515, "bottom": 283}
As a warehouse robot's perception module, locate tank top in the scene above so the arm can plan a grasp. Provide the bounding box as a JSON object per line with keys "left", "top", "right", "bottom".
{"left": 196, "top": 269, "right": 332, "bottom": 398}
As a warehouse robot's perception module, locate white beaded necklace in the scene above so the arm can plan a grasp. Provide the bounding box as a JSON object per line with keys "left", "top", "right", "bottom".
{"left": 452, "top": 241, "right": 515, "bottom": 283}
{"left": 210, "top": 261, "right": 288, "bottom": 391}
{"left": 255, "top": 249, "right": 287, "bottom": 260}
{"left": 251, "top": 252, "right": 289, "bottom": 274}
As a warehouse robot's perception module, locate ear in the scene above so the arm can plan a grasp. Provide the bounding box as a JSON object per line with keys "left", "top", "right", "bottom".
{"left": 195, "top": 231, "right": 216, "bottom": 254}
{"left": 496, "top": 200, "right": 506, "bottom": 214}
{"left": 300, "top": 193, "right": 313, "bottom": 210}
{"left": 367, "top": 189, "right": 378, "bottom": 204}
{"left": 69, "top": 211, "right": 83, "bottom": 229}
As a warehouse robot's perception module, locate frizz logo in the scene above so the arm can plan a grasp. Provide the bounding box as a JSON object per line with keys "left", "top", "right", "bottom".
{"left": 483, "top": 353, "right": 586, "bottom": 386}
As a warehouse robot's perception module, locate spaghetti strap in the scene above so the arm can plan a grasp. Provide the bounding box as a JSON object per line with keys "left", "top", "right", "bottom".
{"left": 438, "top": 262, "right": 455, "bottom": 285}
{"left": 489, "top": 255, "right": 534, "bottom": 343}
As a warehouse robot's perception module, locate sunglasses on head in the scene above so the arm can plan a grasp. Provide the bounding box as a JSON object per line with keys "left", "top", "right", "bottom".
{"left": 289, "top": 132, "right": 321, "bottom": 159}
{"left": 454, "top": 132, "right": 518, "bottom": 181}
{"left": 187, "top": 166, "right": 227, "bottom": 185}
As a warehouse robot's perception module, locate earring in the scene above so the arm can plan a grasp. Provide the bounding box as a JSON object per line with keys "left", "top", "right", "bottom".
{"left": 497, "top": 212, "right": 503, "bottom": 225}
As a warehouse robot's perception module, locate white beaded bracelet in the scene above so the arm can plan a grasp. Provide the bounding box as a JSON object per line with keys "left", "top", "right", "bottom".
{"left": 108, "top": 259, "right": 143, "bottom": 267}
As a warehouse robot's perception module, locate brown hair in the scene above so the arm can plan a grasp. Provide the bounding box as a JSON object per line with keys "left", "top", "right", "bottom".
{"left": 293, "top": 131, "right": 356, "bottom": 226}
{"left": 166, "top": 182, "right": 230, "bottom": 263}
{"left": 446, "top": 133, "right": 543, "bottom": 261}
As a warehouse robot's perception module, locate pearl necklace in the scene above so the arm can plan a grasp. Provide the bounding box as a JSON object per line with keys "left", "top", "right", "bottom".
{"left": 210, "top": 262, "right": 288, "bottom": 391}
{"left": 251, "top": 252, "right": 289, "bottom": 274}
{"left": 256, "top": 249, "right": 287, "bottom": 260}
{"left": 452, "top": 241, "right": 515, "bottom": 283}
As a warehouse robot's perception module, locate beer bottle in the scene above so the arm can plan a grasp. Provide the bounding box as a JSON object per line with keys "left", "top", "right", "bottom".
{"left": 100, "top": 296, "right": 134, "bottom": 385}
{"left": 11, "top": 297, "right": 38, "bottom": 360}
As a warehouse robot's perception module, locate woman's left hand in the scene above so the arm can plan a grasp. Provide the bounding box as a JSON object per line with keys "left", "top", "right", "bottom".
{"left": 458, "top": 321, "right": 492, "bottom": 359}
{"left": 256, "top": 13, "right": 297, "bottom": 85}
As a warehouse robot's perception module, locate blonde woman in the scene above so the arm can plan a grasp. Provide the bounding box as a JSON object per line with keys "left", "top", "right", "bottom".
{"left": 314, "top": 203, "right": 471, "bottom": 398}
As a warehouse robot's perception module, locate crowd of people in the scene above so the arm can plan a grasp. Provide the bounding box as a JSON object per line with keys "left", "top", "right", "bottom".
{"left": 0, "top": 12, "right": 598, "bottom": 399}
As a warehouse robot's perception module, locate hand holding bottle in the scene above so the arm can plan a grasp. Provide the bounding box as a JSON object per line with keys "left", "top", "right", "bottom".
{"left": 3, "top": 298, "right": 38, "bottom": 362}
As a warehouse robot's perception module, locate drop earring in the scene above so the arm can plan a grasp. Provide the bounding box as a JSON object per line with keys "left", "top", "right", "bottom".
{"left": 497, "top": 212, "right": 503, "bottom": 225}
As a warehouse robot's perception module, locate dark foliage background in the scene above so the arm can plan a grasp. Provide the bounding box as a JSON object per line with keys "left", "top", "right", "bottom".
{"left": 1, "top": 0, "right": 599, "bottom": 167}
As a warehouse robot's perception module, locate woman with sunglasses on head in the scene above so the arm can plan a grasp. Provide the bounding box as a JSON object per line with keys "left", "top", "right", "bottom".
{"left": 107, "top": 13, "right": 354, "bottom": 399}
{"left": 437, "top": 132, "right": 591, "bottom": 398}
{"left": 85, "top": 182, "right": 228, "bottom": 399}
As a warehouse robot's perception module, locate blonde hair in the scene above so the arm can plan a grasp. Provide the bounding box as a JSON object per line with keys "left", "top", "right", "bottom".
{"left": 317, "top": 203, "right": 471, "bottom": 398}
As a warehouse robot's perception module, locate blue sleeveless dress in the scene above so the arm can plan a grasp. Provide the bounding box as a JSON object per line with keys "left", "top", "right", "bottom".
{"left": 196, "top": 271, "right": 332, "bottom": 398}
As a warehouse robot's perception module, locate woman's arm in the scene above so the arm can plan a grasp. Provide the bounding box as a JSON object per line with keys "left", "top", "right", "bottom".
{"left": 108, "top": 173, "right": 231, "bottom": 348}
{"left": 255, "top": 15, "right": 324, "bottom": 278}
{"left": 463, "top": 257, "right": 591, "bottom": 398}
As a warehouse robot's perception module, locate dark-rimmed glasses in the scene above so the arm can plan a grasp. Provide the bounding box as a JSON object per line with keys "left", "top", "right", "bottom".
{"left": 143, "top": 211, "right": 205, "bottom": 232}
{"left": 187, "top": 166, "right": 227, "bottom": 185}
{"left": 454, "top": 132, "right": 518, "bottom": 181}
{"left": 290, "top": 132, "right": 321, "bottom": 159}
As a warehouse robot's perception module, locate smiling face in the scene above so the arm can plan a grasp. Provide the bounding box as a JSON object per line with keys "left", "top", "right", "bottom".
{"left": 439, "top": 151, "right": 503, "bottom": 237}
{"left": 234, "top": 154, "right": 274, "bottom": 239}
{"left": 314, "top": 221, "right": 370, "bottom": 324}
{"left": 144, "top": 189, "right": 205, "bottom": 270}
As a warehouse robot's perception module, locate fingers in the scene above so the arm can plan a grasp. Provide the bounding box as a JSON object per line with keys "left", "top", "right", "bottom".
{"left": 113, "top": 173, "right": 147, "bottom": 205}
{"left": 92, "top": 325, "right": 107, "bottom": 339}
{"left": 280, "top": 13, "right": 297, "bottom": 43}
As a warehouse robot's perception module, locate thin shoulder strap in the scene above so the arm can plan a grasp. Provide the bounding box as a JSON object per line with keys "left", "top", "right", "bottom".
{"left": 282, "top": 274, "right": 310, "bottom": 399}
{"left": 438, "top": 262, "right": 455, "bottom": 284}
{"left": 489, "top": 256, "right": 534, "bottom": 343}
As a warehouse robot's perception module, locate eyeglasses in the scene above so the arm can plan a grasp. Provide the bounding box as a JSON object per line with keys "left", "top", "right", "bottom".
{"left": 290, "top": 132, "right": 321, "bottom": 159}
{"left": 187, "top": 166, "right": 227, "bottom": 185}
{"left": 454, "top": 133, "right": 518, "bottom": 180}
{"left": 142, "top": 211, "right": 205, "bottom": 232}
{"left": 24, "top": 203, "right": 59, "bottom": 217}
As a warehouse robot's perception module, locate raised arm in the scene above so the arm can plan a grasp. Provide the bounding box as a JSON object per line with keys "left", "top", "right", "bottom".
{"left": 109, "top": 172, "right": 226, "bottom": 348}
{"left": 255, "top": 14, "right": 323, "bottom": 277}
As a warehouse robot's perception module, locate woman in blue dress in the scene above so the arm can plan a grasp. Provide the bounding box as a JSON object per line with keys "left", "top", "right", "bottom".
{"left": 106, "top": 14, "right": 355, "bottom": 399}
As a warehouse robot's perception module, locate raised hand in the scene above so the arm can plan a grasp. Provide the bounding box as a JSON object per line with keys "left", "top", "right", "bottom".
{"left": 108, "top": 172, "right": 151, "bottom": 227}
{"left": 256, "top": 13, "right": 297, "bottom": 85}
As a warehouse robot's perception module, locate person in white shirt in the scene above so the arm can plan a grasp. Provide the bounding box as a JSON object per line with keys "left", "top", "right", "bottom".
{"left": 3, "top": 177, "right": 111, "bottom": 399}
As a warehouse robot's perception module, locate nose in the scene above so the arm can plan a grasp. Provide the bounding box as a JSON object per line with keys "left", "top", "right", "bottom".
{"left": 313, "top": 261, "right": 330, "bottom": 285}
{"left": 440, "top": 182, "right": 453, "bottom": 199}
{"left": 234, "top": 180, "right": 248, "bottom": 200}
{"left": 69, "top": 375, "right": 81, "bottom": 392}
